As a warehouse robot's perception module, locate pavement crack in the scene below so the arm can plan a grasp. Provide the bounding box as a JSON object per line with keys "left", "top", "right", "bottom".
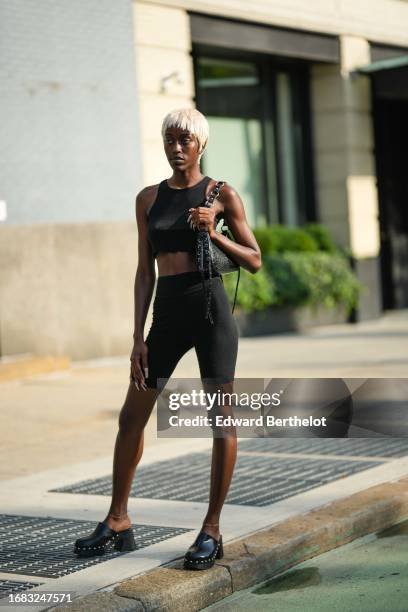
{"left": 117, "top": 594, "right": 147, "bottom": 611}
{"left": 243, "top": 542, "right": 257, "bottom": 557}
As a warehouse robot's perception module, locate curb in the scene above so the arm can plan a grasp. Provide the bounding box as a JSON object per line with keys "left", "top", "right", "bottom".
{"left": 0, "top": 355, "right": 71, "bottom": 382}
{"left": 53, "top": 476, "right": 408, "bottom": 612}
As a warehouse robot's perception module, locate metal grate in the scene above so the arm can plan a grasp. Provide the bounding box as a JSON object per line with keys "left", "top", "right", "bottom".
{"left": 237, "top": 437, "right": 408, "bottom": 458}
{"left": 51, "top": 451, "right": 383, "bottom": 507}
{"left": 0, "top": 514, "right": 190, "bottom": 578}
{"left": 0, "top": 579, "right": 42, "bottom": 600}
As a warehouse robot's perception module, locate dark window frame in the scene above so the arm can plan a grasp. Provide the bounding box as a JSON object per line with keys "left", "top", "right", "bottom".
{"left": 189, "top": 12, "right": 340, "bottom": 64}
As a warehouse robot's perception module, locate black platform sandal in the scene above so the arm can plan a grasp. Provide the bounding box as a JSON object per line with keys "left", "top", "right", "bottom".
{"left": 74, "top": 521, "right": 136, "bottom": 557}
{"left": 183, "top": 526, "right": 224, "bottom": 570}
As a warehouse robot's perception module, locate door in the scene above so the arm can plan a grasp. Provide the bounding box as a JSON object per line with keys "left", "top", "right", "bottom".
{"left": 373, "top": 97, "right": 408, "bottom": 309}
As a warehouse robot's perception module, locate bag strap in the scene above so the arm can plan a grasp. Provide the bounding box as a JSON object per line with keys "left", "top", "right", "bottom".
{"left": 204, "top": 180, "right": 228, "bottom": 231}
{"left": 203, "top": 181, "right": 225, "bottom": 208}
{"left": 231, "top": 267, "right": 240, "bottom": 314}
{"left": 220, "top": 266, "right": 240, "bottom": 314}
{"left": 206, "top": 180, "right": 240, "bottom": 314}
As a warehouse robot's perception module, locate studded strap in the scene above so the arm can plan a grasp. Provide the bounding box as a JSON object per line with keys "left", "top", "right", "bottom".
{"left": 196, "top": 181, "right": 225, "bottom": 323}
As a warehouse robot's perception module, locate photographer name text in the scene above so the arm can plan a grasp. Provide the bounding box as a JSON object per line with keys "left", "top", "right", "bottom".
{"left": 168, "top": 415, "right": 327, "bottom": 427}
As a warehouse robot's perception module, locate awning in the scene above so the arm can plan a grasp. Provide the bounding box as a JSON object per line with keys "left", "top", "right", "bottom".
{"left": 356, "top": 55, "right": 408, "bottom": 74}
{"left": 355, "top": 54, "right": 408, "bottom": 100}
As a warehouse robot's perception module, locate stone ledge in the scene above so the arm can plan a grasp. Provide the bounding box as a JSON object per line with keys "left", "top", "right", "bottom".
{"left": 53, "top": 476, "right": 408, "bottom": 611}
{"left": 52, "top": 592, "right": 143, "bottom": 611}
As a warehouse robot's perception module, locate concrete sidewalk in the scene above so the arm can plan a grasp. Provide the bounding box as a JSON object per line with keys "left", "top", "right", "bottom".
{"left": 1, "top": 310, "right": 408, "bottom": 610}
{"left": 2, "top": 436, "right": 408, "bottom": 612}
{"left": 1, "top": 308, "right": 408, "bottom": 480}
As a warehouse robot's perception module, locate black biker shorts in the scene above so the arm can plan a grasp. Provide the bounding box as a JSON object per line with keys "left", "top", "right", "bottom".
{"left": 144, "top": 270, "right": 239, "bottom": 390}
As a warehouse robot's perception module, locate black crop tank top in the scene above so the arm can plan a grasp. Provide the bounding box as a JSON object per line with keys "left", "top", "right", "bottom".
{"left": 147, "top": 175, "right": 213, "bottom": 259}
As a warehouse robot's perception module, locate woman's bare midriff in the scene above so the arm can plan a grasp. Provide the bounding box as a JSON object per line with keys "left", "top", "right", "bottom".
{"left": 156, "top": 251, "right": 198, "bottom": 276}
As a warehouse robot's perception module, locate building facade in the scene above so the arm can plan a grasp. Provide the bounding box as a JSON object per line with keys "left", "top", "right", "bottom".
{"left": 1, "top": 0, "right": 408, "bottom": 358}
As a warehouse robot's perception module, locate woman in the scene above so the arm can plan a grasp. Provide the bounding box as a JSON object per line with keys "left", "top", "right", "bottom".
{"left": 74, "top": 108, "right": 262, "bottom": 570}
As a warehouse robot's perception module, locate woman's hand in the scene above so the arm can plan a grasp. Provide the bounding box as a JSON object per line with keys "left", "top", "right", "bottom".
{"left": 130, "top": 338, "right": 148, "bottom": 391}
{"left": 187, "top": 207, "right": 217, "bottom": 238}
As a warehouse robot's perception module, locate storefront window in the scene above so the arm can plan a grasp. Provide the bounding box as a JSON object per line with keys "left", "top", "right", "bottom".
{"left": 194, "top": 57, "right": 265, "bottom": 228}
{"left": 194, "top": 54, "right": 313, "bottom": 228}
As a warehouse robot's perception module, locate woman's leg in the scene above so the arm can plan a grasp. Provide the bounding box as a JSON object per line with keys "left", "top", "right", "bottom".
{"left": 201, "top": 381, "right": 237, "bottom": 541}
{"left": 192, "top": 278, "right": 240, "bottom": 541}
{"left": 103, "top": 384, "right": 160, "bottom": 532}
{"left": 103, "top": 319, "right": 195, "bottom": 533}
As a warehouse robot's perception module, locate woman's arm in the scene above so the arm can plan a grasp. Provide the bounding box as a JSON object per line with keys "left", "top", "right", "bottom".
{"left": 210, "top": 183, "right": 262, "bottom": 274}
{"left": 130, "top": 186, "right": 158, "bottom": 390}
{"left": 132, "top": 186, "right": 157, "bottom": 341}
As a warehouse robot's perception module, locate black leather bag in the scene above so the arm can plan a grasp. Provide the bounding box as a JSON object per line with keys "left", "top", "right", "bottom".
{"left": 205, "top": 181, "right": 240, "bottom": 274}
{"left": 194, "top": 181, "right": 241, "bottom": 321}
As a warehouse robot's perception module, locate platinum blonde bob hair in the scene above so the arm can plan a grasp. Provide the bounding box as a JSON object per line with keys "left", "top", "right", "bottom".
{"left": 161, "top": 108, "right": 209, "bottom": 161}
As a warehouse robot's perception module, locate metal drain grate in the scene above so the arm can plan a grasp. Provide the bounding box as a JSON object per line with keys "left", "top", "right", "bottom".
{"left": 237, "top": 437, "right": 408, "bottom": 458}
{"left": 51, "top": 451, "right": 382, "bottom": 507}
{"left": 0, "top": 579, "right": 42, "bottom": 599}
{"left": 0, "top": 514, "right": 190, "bottom": 578}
